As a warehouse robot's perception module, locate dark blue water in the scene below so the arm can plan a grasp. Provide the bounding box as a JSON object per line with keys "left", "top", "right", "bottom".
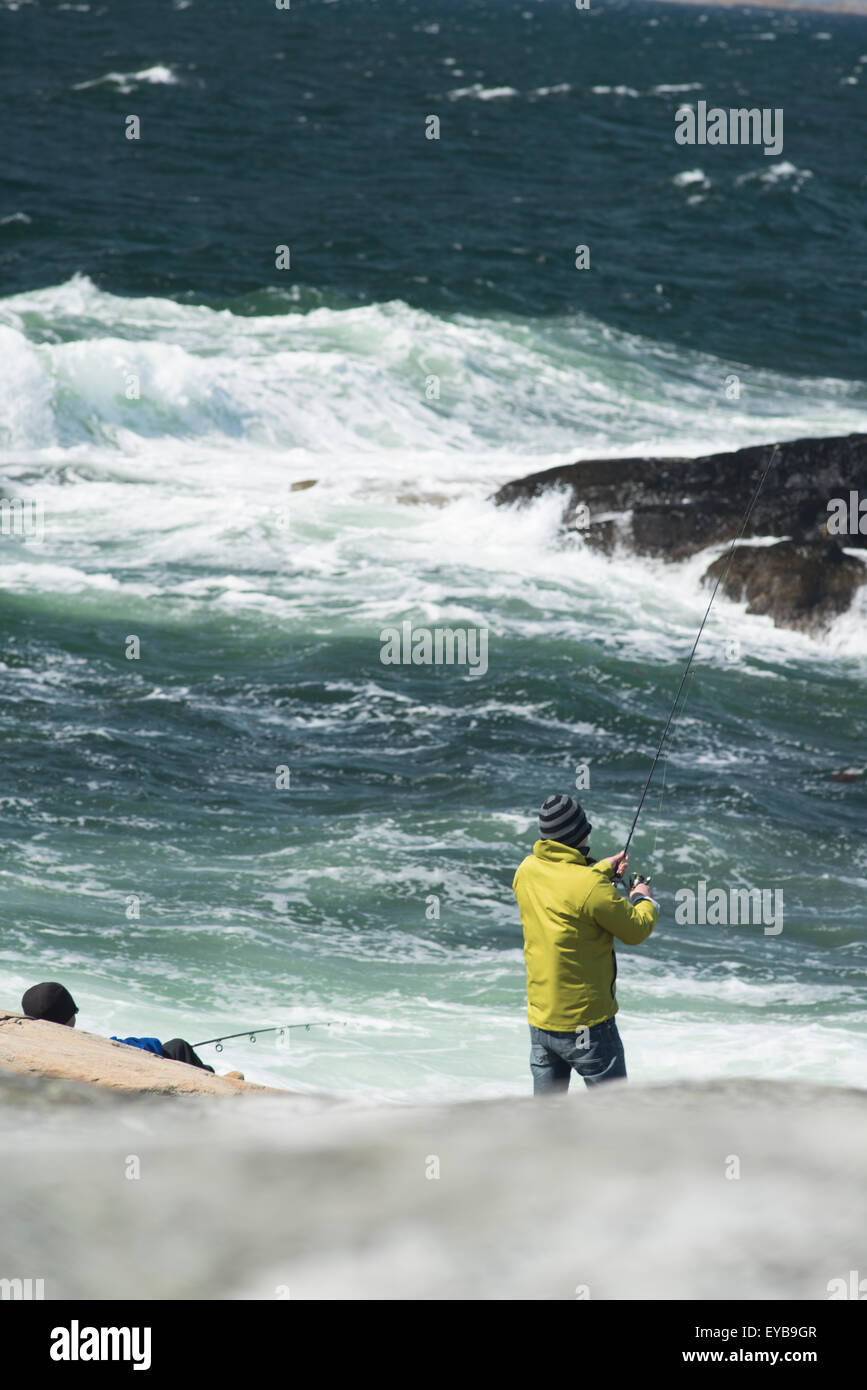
{"left": 3, "top": 0, "right": 866, "bottom": 374}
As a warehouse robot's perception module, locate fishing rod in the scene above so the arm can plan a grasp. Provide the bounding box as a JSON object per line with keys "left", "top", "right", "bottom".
{"left": 192, "top": 1022, "right": 345, "bottom": 1052}
{"left": 620, "top": 443, "right": 780, "bottom": 870}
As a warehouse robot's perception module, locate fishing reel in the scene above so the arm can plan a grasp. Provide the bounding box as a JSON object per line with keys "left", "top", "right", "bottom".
{"left": 628, "top": 873, "right": 651, "bottom": 895}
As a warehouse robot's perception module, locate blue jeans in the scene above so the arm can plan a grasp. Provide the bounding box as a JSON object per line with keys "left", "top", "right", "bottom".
{"left": 529, "top": 1016, "right": 627, "bottom": 1094}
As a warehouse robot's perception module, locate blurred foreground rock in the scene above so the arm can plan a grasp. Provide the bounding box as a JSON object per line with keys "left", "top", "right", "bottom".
{"left": 0, "top": 1075, "right": 864, "bottom": 1300}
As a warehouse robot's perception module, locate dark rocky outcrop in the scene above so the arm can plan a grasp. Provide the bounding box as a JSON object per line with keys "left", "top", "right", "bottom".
{"left": 704, "top": 539, "right": 865, "bottom": 631}
{"left": 493, "top": 434, "right": 867, "bottom": 633}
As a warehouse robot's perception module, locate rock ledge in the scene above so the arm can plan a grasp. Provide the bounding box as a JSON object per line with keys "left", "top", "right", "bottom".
{"left": 0, "top": 1012, "right": 287, "bottom": 1098}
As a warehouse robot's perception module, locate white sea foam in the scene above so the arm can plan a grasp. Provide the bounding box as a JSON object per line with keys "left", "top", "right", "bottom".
{"left": 651, "top": 82, "right": 702, "bottom": 93}
{"left": 735, "top": 160, "right": 813, "bottom": 190}
{"left": 672, "top": 168, "right": 710, "bottom": 188}
{"left": 447, "top": 83, "right": 518, "bottom": 100}
{"left": 590, "top": 84, "right": 640, "bottom": 97}
{"left": 72, "top": 64, "right": 179, "bottom": 93}
{"left": 0, "top": 275, "right": 865, "bottom": 669}
{"left": 1, "top": 275, "right": 863, "bottom": 466}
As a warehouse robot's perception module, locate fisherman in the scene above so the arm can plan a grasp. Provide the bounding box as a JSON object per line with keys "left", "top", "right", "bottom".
{"left": 20, "top": 981, "right": 219, "bottom": 1073}
{"left": 512, "top": 795, "right": 658, "bottom": 1093}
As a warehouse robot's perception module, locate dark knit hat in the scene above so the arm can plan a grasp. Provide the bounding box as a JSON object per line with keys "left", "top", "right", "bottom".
{"left": 539, "top": 794, "right": 592, "bottom": 847}
{"left": 21, "top": 982, "right": 78, "bottom": 1025}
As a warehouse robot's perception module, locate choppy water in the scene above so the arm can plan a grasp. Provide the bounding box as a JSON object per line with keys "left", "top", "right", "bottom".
{"left": 1, "top": 0, "right": 865, "bottom": 1099}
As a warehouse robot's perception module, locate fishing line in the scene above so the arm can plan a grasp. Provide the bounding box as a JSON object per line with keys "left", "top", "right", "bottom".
{"left": 622, "top": 443, "right": 779, "bottom": 861}
{"left": 649, "top": 663, "right": 698, "bottom": 866}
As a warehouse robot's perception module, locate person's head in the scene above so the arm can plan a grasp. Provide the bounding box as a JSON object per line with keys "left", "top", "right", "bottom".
{"left": 538, "top": 794, "right": 592, "bottom": 850}
{"left": 21, "top": 982, "right": 78, "bottom": 1027}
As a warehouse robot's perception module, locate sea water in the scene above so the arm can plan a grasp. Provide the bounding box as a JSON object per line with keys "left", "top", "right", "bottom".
{"left": 1, "top": 0, "right": 865, "bottom": 1100}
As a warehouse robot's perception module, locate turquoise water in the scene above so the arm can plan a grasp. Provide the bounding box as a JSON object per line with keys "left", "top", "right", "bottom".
{"left": 2, "top": 283, "right": 865, "bottom": 1098}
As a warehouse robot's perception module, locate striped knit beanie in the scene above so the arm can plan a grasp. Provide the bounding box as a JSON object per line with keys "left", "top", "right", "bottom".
{"left": 538, "top": 794, "right": 592, "bottom": 847}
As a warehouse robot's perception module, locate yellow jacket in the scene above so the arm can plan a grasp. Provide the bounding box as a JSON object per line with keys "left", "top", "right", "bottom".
{"left": 513, "top": 840, "right": 658, "bottom": 1030}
